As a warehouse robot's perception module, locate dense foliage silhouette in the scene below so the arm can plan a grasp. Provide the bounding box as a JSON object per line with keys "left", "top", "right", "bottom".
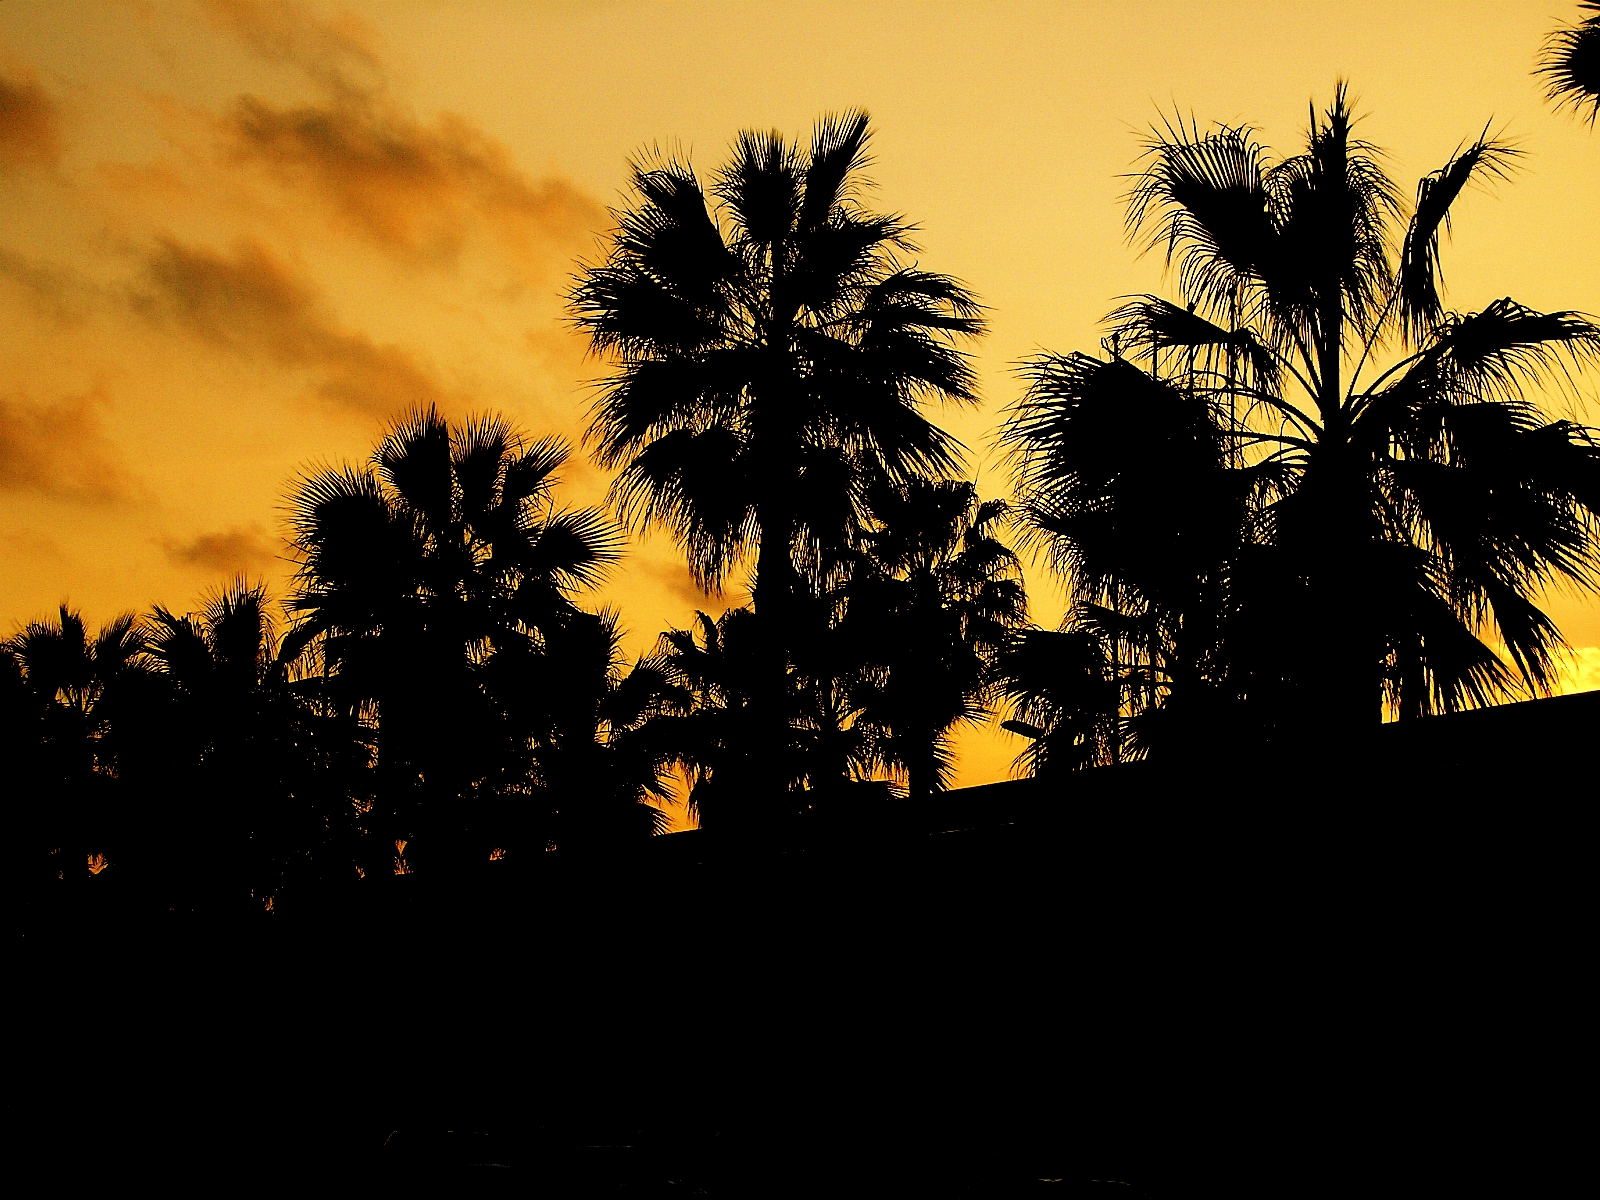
{"left": 1002, "top": 86, "right": 1600, "bottom": 758}
{"left": 570, "top": 109, "right": 989, "bottom": 814}
{"left": 8, "top": 94, "right": 1597, "bottom": 912}
{"left": 842, "top": 479, "right": 1027, "bottom": 798}
{"left": 284, "top": 407, "right": 648, "bottom": 874}
{"left": 10, "top": 89, "right": 1600, "bottom": 1194}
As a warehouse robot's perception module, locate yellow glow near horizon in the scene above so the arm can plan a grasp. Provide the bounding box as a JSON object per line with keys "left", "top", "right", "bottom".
{"left": 3, "top": 2, "right": 1597, "bottom": 820}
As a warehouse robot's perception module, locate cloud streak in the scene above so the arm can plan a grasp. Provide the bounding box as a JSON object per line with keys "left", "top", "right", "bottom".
{"left": 133, "top": 237, "right": 443, "bottom": 415}
{"left": 0, "top": 248, "right": 99, "bottom": 323}
{"left": 205, "top": 0, "right": 603, "bottom": 271}
{"left": 223, "top": 96, "right": 605, "bottom": 268}
{"left": 201, "top": 0, "right": 385, "bottom": 101}
{"left": 0, "top": 388, "right": 133, "bottom": 504}
{"left": 0, "top": 69, "right": 61, "bottom": 169}
{"left": 162, "top": 523, "right": 282, "bottom": 575}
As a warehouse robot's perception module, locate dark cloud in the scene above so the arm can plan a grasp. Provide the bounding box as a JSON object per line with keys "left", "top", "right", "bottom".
{"left": 223, "top": 96, "right": 605, "bottom": 268}
{"left": 0, "top": 70, "right": 61, "bottom": 169}
{"left": 201, "top": 0, "right": 385, "bottom": 101}
{"left": 205, "top": 0, "right": 602, "bottom": 270}
{"left": 0, "top": 389, "right": 132, "bottom": 504}
{"left": 162, "top": 524, "right": 281, "bottom": 574}
{"left": 0, "top": 247, "right": 98, "bottom": 322}
{"left": 133, "top": 237, "right": 443, "bottom": 415}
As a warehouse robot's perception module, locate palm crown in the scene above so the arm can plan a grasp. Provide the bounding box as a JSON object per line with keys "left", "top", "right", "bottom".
{"left": 843, "top": 480, "right": 1028, "bottom": 797}
{"left": 571, "top": 109, "right": 984, "bottom": 605}
{"left": 285, "top": 408, "right": 620, "bottom": 870}
{"left": 1006, "top": 85, "right": 1600, "bottom": 737}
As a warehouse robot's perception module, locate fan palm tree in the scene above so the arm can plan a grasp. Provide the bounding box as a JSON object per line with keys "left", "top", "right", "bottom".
{"left": 1538, "top": 2, "right": 1600, "bottom": 125}
{"left": 637, "top": 607, "right": 798, "bottom": 830}
{"left": 1006, "top": 85, "right": 1600, "bottom": 739}
{"left": 843, "top": 479, "right": 1028, "bottom": 798}
{"left": 285, "top": 407, "right": 620, "bottom": 873}
{"left": 505, "top": 607, "right": 675, "bottom": 849}
{"left": 7, "top": 606, "right": 150, "bottom": 883}
{"left": 570, "top": 110, "right": 984, "bottom": 800}
{"left": 1003, "top": 348, "right": 1262, "bottom": 756}
{"left": 996, "top": 628, "right": 1123, "bottom": 778}
{"left": 143, "top": 582, "right": 350, "bottom": 908}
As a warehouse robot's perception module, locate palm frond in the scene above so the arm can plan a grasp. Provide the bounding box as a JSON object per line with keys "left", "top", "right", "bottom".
{"left": 1104, "top": 295, "right": 1281, "bottom": 391}
{"left": 1125, "top": 117, "right": 1277, "bottom": 321}
{"left": 801, "top": 109, "right": 874, "bottom": 229}
{"left": 1398, "top": 133, "right": 1520, "bottom": 343}
{"left": 1537, "top": 2, "right": 1600, "bottom": 125}
{"left": 1426, "top": 299, "right": 1600, "bottom": 403}
{"left": 376, "top": 406, "right": 454, "bottom": 532}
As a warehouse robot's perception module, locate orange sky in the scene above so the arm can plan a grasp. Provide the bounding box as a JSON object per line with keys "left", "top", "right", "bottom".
{"left": 3, "top": 0, "right": 1597, "bottom": 811}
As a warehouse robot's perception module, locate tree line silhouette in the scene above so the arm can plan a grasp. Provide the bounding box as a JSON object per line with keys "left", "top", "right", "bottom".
{"left": 8, "top": 89, "right": 1598, "bottom": 917}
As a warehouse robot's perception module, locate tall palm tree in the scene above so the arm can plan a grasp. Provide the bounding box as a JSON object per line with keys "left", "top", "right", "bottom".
{"left": 1539, "top": 2, "right": 1600, "bottom": 125}
{"left": 285, "top": 407, "right": 620, "bottom": 874}
{"left": 843, "top": 480, "right": 1028, "bottom": 798}
{"left": 570, "top": 110, "right": 984, "bottom": 800}
{"left": 1006, "top": 85, "right": 1600, "bottom": 739}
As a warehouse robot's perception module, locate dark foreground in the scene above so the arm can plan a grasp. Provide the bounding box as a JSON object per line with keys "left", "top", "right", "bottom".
{"left": 16, "top": 692, "right": 1595, "bottom": 1194}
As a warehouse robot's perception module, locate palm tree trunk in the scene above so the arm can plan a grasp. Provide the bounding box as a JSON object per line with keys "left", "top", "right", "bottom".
{"left": 752, "top": 496, "right": 797, "bottom": 824}
{"left": 907, "top": 737, "right": 938, "bottom": 803}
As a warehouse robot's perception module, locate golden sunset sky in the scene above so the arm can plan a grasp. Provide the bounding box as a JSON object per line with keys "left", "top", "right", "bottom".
{"left": 3, "top": 0, "right": 1597, "bottom": 803}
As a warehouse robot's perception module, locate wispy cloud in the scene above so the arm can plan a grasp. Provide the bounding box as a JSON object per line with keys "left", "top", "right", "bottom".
{"left": 132, "top": 237, "right": 444, "bottom": 415}
{"left": 204, "top": 0, "right": 604, "bottom": 271}
{"left": 636, "top": 552, "right": 716, "bottom": 610}
{"left": 201, "top": 0, "right": 385, "bottom": 101}
{"left": 161, "top": 523, "right": 283, "bottom": 575}
{"left": 224, "top": 97, "right": 604, "bottom": 268}
{"left": 0, "top": 388, "right": 133, "bottom": 504}
{"left": 0, "top": 68, "right": 61, "bottom": 169}
{"left": 0, "top": 247, "right": 99, "bottom": 323}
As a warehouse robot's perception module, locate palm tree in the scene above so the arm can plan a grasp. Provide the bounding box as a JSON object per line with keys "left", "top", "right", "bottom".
{"left": 1005, "top": 85, "right": 1600, "bottom": 739}
{"left": 285, "top": 407, "right": 620, "bottom": 874}
{"left": 508, "top": 607, "right": 675, "bottom": 849}
{"left": 843, "top": 480, "right": 1028, "bottom": 799}
{"left": 143, "top": 582, "right": 349, "bottom": 908}
{"left": 638, "top": 607, "right": 795, "bottom": 830}
{"left": 1539, "top": 2, "right": 1600, "bottom": 125}
{"left": 7, "top": 606, "right": 150, "bottom": 884}
{"left": 996, "top": 628, "right": 1123, "bottom": 778}
{"left": 1003, "top": 347, "right": 1260, "bottom": 756}
{"left": 570, "top": 110, "right": 984, "bottom": 801}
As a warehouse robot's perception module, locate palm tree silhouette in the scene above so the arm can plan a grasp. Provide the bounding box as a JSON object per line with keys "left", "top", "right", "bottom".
{"left": 514, "top": 607, "right": 676, "bottom": 849}
{"left": 571, "top": 110, "right": 984, "bottom": 803}
{"left": 844, "top": 480, "right": 1028, "bottom": 798}
{"left": 997, "top": 628, "right": 1124, "bottom": 777}
{"left": 1006, "top": 85, "right": 1600, "bottom": 737}
{"left": 634, "top": 604, "right": 876, "bottom": 829}
{"left": 1003, "top": 347, "right": 1254, "bottom": 756}
{"left": 143, "top": 582, "right": 344, "bottom": 908}
{"left": 285, "top": 407, "right": 620, "bottom": 873}
{"left": 638, "top": 607, "right": 790, "bottom": 830}
{"left": 7, "top": 606, "right": 149, "bottom": 884}
{"left": 1539, "top": 2, "right": 1600, "bottom": 125}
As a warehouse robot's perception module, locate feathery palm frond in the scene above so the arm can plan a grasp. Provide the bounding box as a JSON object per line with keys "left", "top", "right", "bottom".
{"left": 1538, "top": 2, "right": 1600, "bottom": 125}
